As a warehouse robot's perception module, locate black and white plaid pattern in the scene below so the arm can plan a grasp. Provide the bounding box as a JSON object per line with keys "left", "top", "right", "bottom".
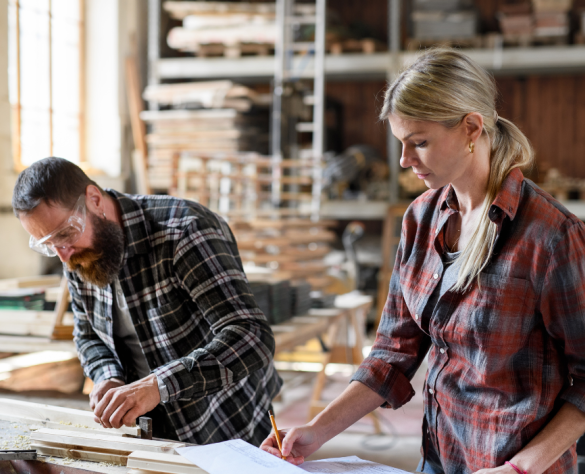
{"left": 68, "top": 190, "right": 282, "bottom": 445}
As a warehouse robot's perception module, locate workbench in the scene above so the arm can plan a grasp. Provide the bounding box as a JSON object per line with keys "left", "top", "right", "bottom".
{"left": 0, "top": 420, "right": 126, "bottom": 474}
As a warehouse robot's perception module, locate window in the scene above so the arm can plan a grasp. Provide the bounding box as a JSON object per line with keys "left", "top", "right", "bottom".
{"left": 8, "top": 0, "right": 85, "bottom": 170}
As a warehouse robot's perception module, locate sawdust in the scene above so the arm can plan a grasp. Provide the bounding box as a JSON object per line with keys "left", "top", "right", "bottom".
{"left": 0, "top": 434, "right": 31, "bottom": 450}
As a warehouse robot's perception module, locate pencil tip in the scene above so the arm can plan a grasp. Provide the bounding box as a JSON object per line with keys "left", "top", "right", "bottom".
{"left": 268, "top": 410, "right": 274, "bottom": 416}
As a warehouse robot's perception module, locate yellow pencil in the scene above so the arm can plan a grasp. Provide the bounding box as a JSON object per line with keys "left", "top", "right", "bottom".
{"left": 268, "top": 410, "right": 286, "bottom": 460}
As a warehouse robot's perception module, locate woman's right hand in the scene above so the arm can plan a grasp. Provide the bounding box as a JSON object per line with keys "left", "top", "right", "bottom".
{"left": 260, "top": 425, "right": 323, "bottom": 466}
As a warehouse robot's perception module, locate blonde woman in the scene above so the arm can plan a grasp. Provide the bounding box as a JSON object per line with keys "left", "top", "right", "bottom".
{"left": 261, "top": 49, "right": 585, "bottom": 474}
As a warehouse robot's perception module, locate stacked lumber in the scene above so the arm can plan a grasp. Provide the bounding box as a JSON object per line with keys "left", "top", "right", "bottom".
{"left": 143, "top": 81, "right": 271, "bottom": 112}
{"left": 0, "top": 275, "right": 74, "bottom": 347}
{"left": 164, "top": 1, "right": 385, "bottom": 57}
{"left": 233, "top": 218, "right": 336, "bottom": 289}
{"left": 0, "top": 351, "right": 83, "bottom": 393}
{"left": 165, "top": 1, "right": 277, "bottom": 56}
{"left": 496, "top": 1, "right": 571, "bottom": 47}
{"left": 538, "top": 167, "right": 585, "bottom": 200}
{"left": 0, "top": 398, "right": 139, "bottom": 436}
{"left": 128, "top": 451, "right": 207, "bottom": 474}
{"left": 31, "top": 428, "right": 185, "bottom": 466}
{"left": 141, "top": 80, "right": 269, "bottom": 194}
{"left": 0, "top": 310, "right": 74, "bottom": 338}
{"left": 410, "top": 0, "right": 479, "bottom": 44}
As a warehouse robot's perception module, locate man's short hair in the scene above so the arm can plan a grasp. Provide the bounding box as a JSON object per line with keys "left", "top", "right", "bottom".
{"left": 12, "top": 157, "right": 103, "bottom": 217}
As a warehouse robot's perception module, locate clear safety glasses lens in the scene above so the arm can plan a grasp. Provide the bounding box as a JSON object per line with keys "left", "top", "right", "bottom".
{"left": 28, "top": 195, "right": 87, "bottom": 257}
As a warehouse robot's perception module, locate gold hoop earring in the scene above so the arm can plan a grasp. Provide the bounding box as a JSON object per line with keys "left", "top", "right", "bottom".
{"left": 469, "top": 142, "right": 475, "bottom": 153}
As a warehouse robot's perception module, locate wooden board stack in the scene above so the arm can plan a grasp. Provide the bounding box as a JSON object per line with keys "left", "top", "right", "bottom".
{"left": 163, "top": 1, "right": 385, "bottom": 57}
{"left": 141, "top": 81, "right": 269, "bottom": 193}
{"left": 233, "top": 218, "right": 337, "bottom": 289}
{"left": 0, "top": 275, "right": 75, "bottom": 353}
{"left": 30, "top": 428, "right": 185, "bottom": 466}
{"left": 0, "top": 310, "right": 74, "bottom": 338}
{"left": 164, "top": 1, "right": 277, "bottom": 57}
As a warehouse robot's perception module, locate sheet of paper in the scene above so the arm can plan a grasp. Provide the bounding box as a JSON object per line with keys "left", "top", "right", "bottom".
{"left": 299, "top": 456, "right": 413, "bottom": 474}
{"left": 177, "top": 441, "right": 412, "bottom": 474}
{"left": 177, "top": 439, "right": 302, "bottom": 474}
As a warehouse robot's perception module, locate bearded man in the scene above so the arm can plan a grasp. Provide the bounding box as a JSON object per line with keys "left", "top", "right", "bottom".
{"left": 12, "top": 157, "right": 282, "bottom": 444}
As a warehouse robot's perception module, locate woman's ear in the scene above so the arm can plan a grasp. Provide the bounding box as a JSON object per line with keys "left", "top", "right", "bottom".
{"left": 463, "top": 112, "right": 484, "bottom": 143}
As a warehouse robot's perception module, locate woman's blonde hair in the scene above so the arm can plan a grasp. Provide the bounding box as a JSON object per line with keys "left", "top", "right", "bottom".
{"left": 381, "top": 48, "right": 534, "bottom": 292}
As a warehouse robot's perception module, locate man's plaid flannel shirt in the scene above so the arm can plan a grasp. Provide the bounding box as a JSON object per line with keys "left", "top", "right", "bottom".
{"left": 67, "top": 190, "right": 282, "bottom": 445}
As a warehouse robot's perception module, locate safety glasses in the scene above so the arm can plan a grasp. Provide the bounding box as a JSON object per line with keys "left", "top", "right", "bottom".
{"left": 29, "top": 194, "right": 87, "bottom": 257}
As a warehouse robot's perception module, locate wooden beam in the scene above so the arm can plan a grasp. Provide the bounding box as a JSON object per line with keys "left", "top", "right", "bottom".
{"left": 128, "top": 451, "right": 207, "bottom": 474}
{"left": 31, "top": 428, "right": 184, "bottom": 454}
{"left": 0, "top": 352, "right": 83, "bottom": 393}
{"left": 31, "top": 443, "right": 128, "bottom": 466}
{"left": 0, "top": 335, "right": 75, "bottom": 353}
{"left": 125, "top": 49, "right": 151, "bottom": 195}
{"left": 0, "top": 275, "right": 62, "bottom": 290}
{"left": 0, "top": 399, "right": 140, "bottom": 437}
{"left": 51, "top": 277, "right": 70, "bottom": 340}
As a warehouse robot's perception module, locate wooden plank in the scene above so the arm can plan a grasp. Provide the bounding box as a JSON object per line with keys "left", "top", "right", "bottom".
{"left": 0, "top": 275, "right": 62, "bottom": 290}
{"left": 0, "top": 354, "right": 83, "bottom": 393}
{"left": 140, "top": 109, "right": 239, "bottom": 122}
{"left": 125, "top": 55, "right": 148, "bottom": 165}
{"left": 51, "top": 277, "right": 70, "bottom": 330}
{"left": 31, "top": 428, "right": 185, "bottom": 454}
{"left": 274, "top": 309, "right": 343, "bottom": 353}
{"left": 128, "top": 451, "right": 207, "bottom": 474}
{"left": 0, "top": 335, "right": 75, "bottom": 353}
{"left": 163, "top": 1, "right": 276, "bottom": 19}
{"left": 0, "top": 399, "right": 140, "bottom": 437}
{"left": 32, "top": 443, "right": 128, "bottom": 465}
{"left": 0, "top": 310, "right": 74, "bottom": 337}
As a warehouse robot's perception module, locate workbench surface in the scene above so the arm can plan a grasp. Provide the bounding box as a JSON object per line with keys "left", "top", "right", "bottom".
{"left": 0, "top": 420, "right": 127, "bottom": 474}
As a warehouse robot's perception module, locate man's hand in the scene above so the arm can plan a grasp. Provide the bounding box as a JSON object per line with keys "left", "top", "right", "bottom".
{"left": 89, "top": 378, "right": 125, "bottom": 411}
{"left": 93, "top": 374, "right": 161, "bottom": 429}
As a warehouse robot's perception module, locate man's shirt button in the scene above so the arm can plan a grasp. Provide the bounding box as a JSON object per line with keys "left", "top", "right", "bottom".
{"left": 440, "top": 348, "right": 445, "bottom": 354}
{"left": 433, "top": 273, "right": 439, "bottom": 279}
{"left": 415, "top": 314, "right": 419, "bottom": 320}
{"left": 429, "top": 388, "right": 434, "bottom": 394}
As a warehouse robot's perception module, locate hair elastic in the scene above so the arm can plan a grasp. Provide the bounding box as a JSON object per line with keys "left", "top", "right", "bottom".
{"left": 505, "top": 461, "right": 527, "bottom": 474}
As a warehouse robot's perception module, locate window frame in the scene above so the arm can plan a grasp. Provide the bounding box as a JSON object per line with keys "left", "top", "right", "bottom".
{"left": 9, "top": 0, "right": 86, "bottom": 172}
